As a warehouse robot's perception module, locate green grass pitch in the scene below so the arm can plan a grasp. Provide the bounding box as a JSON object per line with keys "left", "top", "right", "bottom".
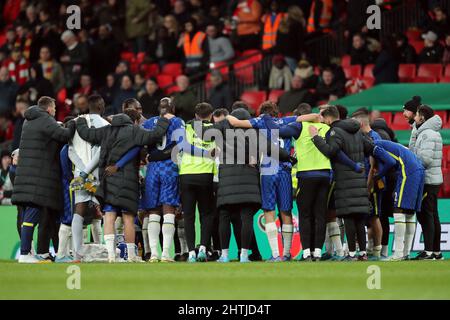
{"left": 1, "top": 260, "right": 450, "bottom": 299}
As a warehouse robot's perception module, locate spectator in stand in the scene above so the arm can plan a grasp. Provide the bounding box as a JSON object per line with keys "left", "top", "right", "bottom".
{"left": 373, "top": 37, "right": 400, "bottom": 85}
{"left": 306, "top": 0, "right": 334, "bottom": 36}
{"left": 114, "top": 60, "right": 131, "bottom": 83}
{"left": 97, "top": 0, "right": 126, "bottom": 43}
{"left": 14, "top": 23, "right": 33, "bottom": 61}
{"left": 151, "top": 26, "right": 183, "bottom": 67}
{"left": 429, "top": 6, "right": 450, "bottom": 40}
{"left": 315, "top": 68, "right": 345, "bottom": 103}
{"left": 125, "top": 0, "right": 152, "bottom": 54}
{"left": 90, "top": 24, "right": 120, "bottom": 87}
{"left": 278, "top": 75, "right": 315, "bottom": 114}
{"left": 350, "top": 33, "right": 375, "bottom": 66}
{"left": 394, "top": 33, "right": 417, "bottom": 64}
{"left": 20, "top": 63, "right": 55, "bottom": 105}
{"left": 418, "top": 30, "right": 444, "bottom": 63}
{"left": 30, "top": 8, "right": 64, "bottom": 62}
{"left": 76, "top": 74, "right": 93, "bottom": 96}
{"left": 180, "top": 18, "right": 208, "bottom": 76}
{"left": 0, "top": 28, "right": 16, "bottom": 59}
{"left": 233, "top": 0, "right": 263, "bottom": 51}
{"left": 442, "top": 33, "right": 450, "bottom": 64}
{"left": 294, "top": 59, "right": 318, "bottom": 89}
{"left": 38, "top": 46, "right": 65, "bottom": 93}
{"left": 3, "top": 47, "right": 30, "bottom": 86}
{"left": 208, "top": 71, "right": 233, "bottom": 110}
{"left": 274, "top": 5, "right": 306, "bottom": 72}
{"left": 98, "top": 73, "right": 117, "bottom": 111}
{"left": 60, "top": 30, "right": 89, "bottom": 95}
{"left": 205, "top": 23, "right": 235, "bottom": 65}
{"left": 172, "top": 75, "right": 198, "bottom": 122}
{"left": 268, "top": 54, "right": 293, "bottom": 91}
{"left": 134, "top": 72, "right": 146, "bottom": 97}
{"left": 173, "top": 0, "right": 191, "bottom": 26}
{"left": 0, "top": 115, "right": 13, "bottom": 149}
{"left": 0, "top": 150, "right": 13, "bottom": 205}
{"left": 72, "top": 94, "right": 89, "bottom": 116}
{"left": 11, "top": 99, "right": 28, "bottom": 151}
{"left": 164, "top": 14, "right": 181, "bottom": 39}
{"left": 111, "top": 74, "right": 137, "bottom": 114}
{"left": 261, "top": 1, "right": 284, "bottom": 51}
{"left": 0, "top": 66, "right": 19, "bottom": 117}
{"left": 139, "top": 77, "right": 164, "bottom": 119}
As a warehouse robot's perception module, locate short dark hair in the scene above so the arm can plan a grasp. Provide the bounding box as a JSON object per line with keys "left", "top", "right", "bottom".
{"left": 122, "top": 98, "right": 142, "bottom": 111}
{"left": 37, "top": 96, "right": 55, "bottom": 110}
{"left": 195, "top": 102, "right": 213, "bottom": 119}
{"left": 159, "top": 97, "right": 175, "bottom": 114}
{"left": 351, "top": 107, "right": 370, "bottom": 118}
{"left": 213, "top": 108, "right": 229, "bottom": 118}
{"left": 417, "top": 104, "right": 434, "bottom": 121}
{"left": 335, "top": 105, "right": 348, "bottom": 119}
{"left": 259, "top": 101, "right": 278, "bottom": 117}
{"left": 320, "top": 105, "right": 340, "bottom": 120}
{"left": 295, "top": 103, "right": 312, "bottom": 115}
{"left": 123, "top": 108, "right": 141, "bottom": 123}
{"left": 231, "top": 101, "right": 249, "bottom": 111}
{"left": 88, "top": 94, "right": 105, "bottom": 113}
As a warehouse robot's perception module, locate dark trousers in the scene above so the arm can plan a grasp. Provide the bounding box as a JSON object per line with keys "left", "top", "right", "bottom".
{"left": 180, "top": 182, "right": 215, "bottom": 251}
{"left": 297, "top": 177, "right": 329, "bottom": 250}
{"left": 211, "top": 183, "right": 221, "bottom": 251}
{"left": 219, "top": 203, "right": 256, "bottom": 250}
{"left": 37, "top": 208, "right": 59, "bottom": 254}
{"left": 344, "top": 214, "right": 367, "bottom": 252}
{"left": 417, "top": 184, "right": 441, "bottom": 252}
{"left": 20, "top": 206, "right": 42, "bottom": 254}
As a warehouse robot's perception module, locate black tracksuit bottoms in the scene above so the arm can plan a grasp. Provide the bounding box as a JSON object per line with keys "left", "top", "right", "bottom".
{"left": 417, "top": 184, "right": 441, "bottom": 252}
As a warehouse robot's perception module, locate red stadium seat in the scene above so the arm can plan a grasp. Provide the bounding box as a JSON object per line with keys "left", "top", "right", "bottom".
{"left": 410, "top": 40, "right": 424, "bottom": 54}
{"left": 398, "top": 64, "right": 417, "bottom": 82}
{"left": 380, "top": 112, "right": 392, "bottom": 126}
{"left": 405, "top": 29, "right": 423, "bottom": 42}
{"left": 442, "top": 168, "right": 450, "bottom": 197}
{"left": 156, "top": 74, "right": 174, "bottom": 88}
{"left": 341, "top": 55, "right": 351, "bottom": 67}
{"left": 360, "top": 77, "right": 375, "bottom": 88}
{"left": 411, "top": 76, "right": 437, "bottom": 83}
{"left": 391, "top": 112, "right": 412, "bottom": 130}
{"left": 140, "top": 63, "right": 160, "bottom": 78}
{"left": 234, "top": 61, "right": 254, "bottom": 84}
{"left": 241, "top": 50, "right": 263, "bottom": 63}
{"left": 268, "top": 90, "right": 285, "bottom": 103}
{"left": 120, "top": 51, "right": 135, "bottom": 62}
{"left": 136, "top": 52, "right": 146, "bottom": 63}
{"left": 57, "top": 88, "right": 67, "bottom": 104}
{"left": 444, "top": 146, "right": 450, "bottom": 166}
{"left": 445, "top": 64, "right": 450, "bottom": 77}
{"left": 240, "top": 91, "right": 267, "bottom": 114}
{"left": 162, "top": 63, "right": 183, "bottom": 77}
{"left": 434, "top": 110, "right": 447, "bottom": 124}
{"left": 439, "top": 76, "right": 450, "bottom": 83}
{"left": 343, "top": 65, "right": 362, "bottom": 79}
{"left": 363, "top": 64, "right": 375, "bottom": 78}
{"left": 418, "top": 64, "right": 443, "bottom": 77}
{"left": 166, "top": 85, "right": 180, "bottom": 95}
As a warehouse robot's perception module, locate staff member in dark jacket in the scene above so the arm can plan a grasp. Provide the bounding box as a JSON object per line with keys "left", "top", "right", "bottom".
{"left": 310, "top": 105, "right": 374, "bottom": 261}
{"left": 12, "top": 96, "right": 76, "bottom": 264}
{"left": 76, "top": 109, "right": 171, "bottom": 263}
{"left": 373, "top": 37, "right": 399, "bottom": 85}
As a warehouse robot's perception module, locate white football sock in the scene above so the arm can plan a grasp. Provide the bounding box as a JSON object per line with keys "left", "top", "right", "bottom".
{"left": 115, "top": 217, "right": 124, "bottom": 244}
{"left": 91, "top": 219, "right": 102, "bottom": 244}
{"left": 83, "top": 227, "right": 89, "bottom": 243}
{"left": 381, "top": 245, "right": 388, "bottom": 257}
{"left": 324, "top": 227, "right": 332, "bottom": 254}
{"left": 349, "top": 251, "right": 356, "bottom": 257}
{"left": 393, "top": 213, "right": 406, "bottom": 258}
{"left": 426, "top": 251, "right": 433, "bottom": 256}
{"left": 337, "top": 218, "right": 345, "bottom": 242}
{"left": 240, "top": 248, "right": 249, "bottom": 259}
{"left": 281, "top": 224, "right": 293, "bottom": 257}
{"left": 327, "top": 221, "right": 344, "bottom": 256}
{"left": 148, "top": 214, "right": 161, "bottom": 257}
{"left": 71, "top": 214, "right": 84, "bottom": 259}
{"left": 373, "top": 245, "right": 382, "bottom": 258}
{"left": 367, "top": 238, "right": 374, "bottom": 255}
{"left": 189, "top": 250, "right": 196, "bottom": 258}
{"left": 126, "top": 243, "right": 136, "bottom": 260}
{"left": 221, "top": 248, "right": 229, "bottom": 258}
{"left": 199, "top": 245, "right": 206, "bottom": 253}
{"left": 142, "top": 217, "right": 150, "bottom": 255}
{"left": 404, "top": 215, "right": 416, "bottom": 257}
{"left": 104, "top": 234, "right": 115, "bottom": 261}
{"left": 265, "top": 222, "right": 279, "bottom": 258}
{"left": 177, "top": 219, "right": 188, "bottom": 254}
{"left": 57, "top": 224, "right": 71, "bottom": 258}
{"left": 314, "top": 248, "right": 322, "bottom": 258}
{"left": 162, "top": 214, "right": 175, "bottom": 258}
{"left": 303, "top": 248, "right": 311, "bottom": 258}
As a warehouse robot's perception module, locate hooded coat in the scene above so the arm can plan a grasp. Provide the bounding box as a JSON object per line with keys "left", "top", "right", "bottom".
{"left": 409, "top": 115, "right": 443, "bottom": 185}
{"left": 312, "top": 119, "right": 373, "bottom": 217}
{"left": 75, "top": 114, "right": 169, "bottom": 213}
{"left": 12, "top": 106, "right": 75, "bottom": 211}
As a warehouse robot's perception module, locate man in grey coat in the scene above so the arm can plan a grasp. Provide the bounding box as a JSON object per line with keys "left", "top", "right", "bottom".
{"left": 409, "top": 105, "right": 444, "bottom": 260}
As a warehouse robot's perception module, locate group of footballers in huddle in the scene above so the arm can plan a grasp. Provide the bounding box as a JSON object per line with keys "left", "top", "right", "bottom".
{"left": 15, "top": 92, "right": 441, "bottom": 264}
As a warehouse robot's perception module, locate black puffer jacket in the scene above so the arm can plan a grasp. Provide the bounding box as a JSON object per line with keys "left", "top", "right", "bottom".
{"left": 12, "top": 106, "right": 75, "bottom": 211}
{"left": 76, "top": 114, "right": 169, "bottom": 214}
{"left": 312, "top": 119, "right": 373, "bottom": 217}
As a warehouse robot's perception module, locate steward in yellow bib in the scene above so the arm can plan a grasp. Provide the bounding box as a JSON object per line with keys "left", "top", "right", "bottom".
{"left": 178, "top": 102, "right": 216, "bottom": 263}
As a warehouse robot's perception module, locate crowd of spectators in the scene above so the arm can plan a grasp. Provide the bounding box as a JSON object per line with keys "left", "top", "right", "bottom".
{"left": 0, "top": 0, "right": 449, "bottom": 156}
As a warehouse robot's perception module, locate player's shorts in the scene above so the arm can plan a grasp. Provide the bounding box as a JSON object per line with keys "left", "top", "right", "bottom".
{"left": 103, "top": 204, "right": 127, "bottom": 215}
{"left": 260, "top": 169, "right": 292, "bottom": 212}
{"left": 142, "top": 160, "right": 180, "bottom": 210}
{"left": 74, "top": 189, "right": 99, "bottom": 205}
{"left": 327, "top": 181, "right": 336, "bottom": 211}
{"left": 369, "top": 191, "right": 382, "bottom": 217}
{"left": 393, "top": 169, "right": 425, "bottom": 212}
